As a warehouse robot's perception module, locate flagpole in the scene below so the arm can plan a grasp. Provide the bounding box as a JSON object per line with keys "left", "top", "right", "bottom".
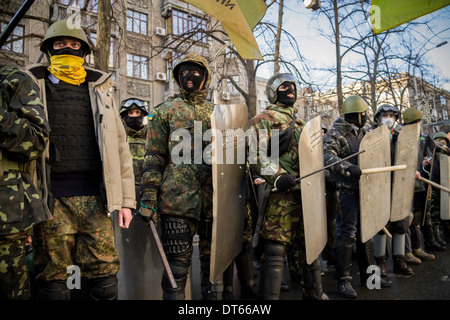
{"left": 213, "top": 41, "right": 232, "bottom": 72}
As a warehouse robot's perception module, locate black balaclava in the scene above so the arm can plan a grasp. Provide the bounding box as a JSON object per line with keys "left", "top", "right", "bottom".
{"left": 122, "top": 113, "right": 144, "bottom": 131}
{"left": 49, "top": 46, "right": 85, "bottom": 58}
{"left": 178, "top": 62, "right": 205, "bottom": 93}
{"left": 276, "top": 81, "right": 296, "bottom": 106}
{"left": 344, "top": 112, "right": 367, "bottom": 128}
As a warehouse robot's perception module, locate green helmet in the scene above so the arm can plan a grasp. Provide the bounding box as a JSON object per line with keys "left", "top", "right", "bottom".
{"left": 40, "top": 19, "right": 91, "bottom": 55}
{"left": 374, "top": 104, "right": 399, "bottom": 123}
{"left": 433, "top": 132, "right": 449, "bottom": 145}
{"left": 266, "top": 73, "right": 299, "bottom": 104}
{"left": 403, "top": 108, "right": 423, "bottom": 124}
{"left": 120, "top": 98, "right": 148, "bottom": 116}
{"left": 341, "top": 95, "right": 369, "bottom": 115}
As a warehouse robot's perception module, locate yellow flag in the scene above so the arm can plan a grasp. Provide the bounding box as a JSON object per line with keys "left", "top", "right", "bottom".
{"left": 371, "top": 0, "right": 450, "bottom": 34}
{"left": 184, "top": 0, "right": 267, "bottom": 60}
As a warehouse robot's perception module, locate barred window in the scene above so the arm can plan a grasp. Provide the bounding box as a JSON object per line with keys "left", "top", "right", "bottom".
{"left": 172, "top": 8, "right": 207, "bottom": 44}
{"left": 127, "top": 10, "right": 148, "bottom": 35}
{"left": 59, "top": 0, "right": 98, "bottom": 13}
{"left": 87, "top": 33, "right": 114, "bottom": 68}
{"left": 127, "top": 54, "right": 148, "bottom": 79}
{"left": 0, "top": 23, "right": 24, "bottom": 53}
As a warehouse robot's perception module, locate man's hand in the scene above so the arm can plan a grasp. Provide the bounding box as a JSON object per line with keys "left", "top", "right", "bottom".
{"left": 346, "top": 165, "right": 362, "bottom": 179}
{"left": 118, "top": 208, "right": 132, "bottom": 229}
{"left": 139, "top": 202, "right": 158, "bottom": 227}
{"left": 274, "top": 173, "right": 297, "bottom": 191}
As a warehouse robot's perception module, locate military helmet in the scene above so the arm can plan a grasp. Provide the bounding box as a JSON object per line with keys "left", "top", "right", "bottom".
{"left": 433, "top": 132, "right": 449, "bottom": 145}
{"left": 341, "top": 95, "right": 369, "bottom": 115}
{"left": 403, "top": 108, "right": 423, "bottom": 124}
{"left": 40, "top": 19, "right": 91, "bottom": 55}
{"left": 374, "top": 104, "right": 399, "bottom": 123}
{"left": 120, "top": 98, "right": 148, "bottom": 116}
{"left": 266, "top": 73, "right": 299, "bottom": 104}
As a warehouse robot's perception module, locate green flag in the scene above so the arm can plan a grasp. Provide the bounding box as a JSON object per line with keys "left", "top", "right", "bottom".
{"left": 184, "top": 0, "right": 267, "bottom": 60}
{"left": 371, "top": 0, "right": 450, "bottom": 34}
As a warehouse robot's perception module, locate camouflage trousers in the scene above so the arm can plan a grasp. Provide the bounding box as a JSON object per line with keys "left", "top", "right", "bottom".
{"left": 260, "top": 190, "right": 306, "bottom": 277}
{"left": 33, "top": 196, "right": 119, "bottom": 281}
{"left": 0, "top": 228, "right": 32, "bottom": 300}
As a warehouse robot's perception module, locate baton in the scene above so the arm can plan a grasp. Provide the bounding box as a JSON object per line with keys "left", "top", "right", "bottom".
{"left": 419, "top": 176, "right": 450, "bottom": 194}
{"left": 271, "top": 149, "right": 366, "bottom": 192}
{"left": 149, "top": 220, "right": 178, "bottom": 289}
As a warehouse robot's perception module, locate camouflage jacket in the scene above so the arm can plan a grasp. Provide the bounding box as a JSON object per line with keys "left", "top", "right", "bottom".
{"left": 0, "top": 66, "right": 51, "bottom": 236}
{"left": 123, "top": 121, "right": 147, "bottom": 206}
{"left": 323, "top": 117, "right": 366, "bottom": 191}
{"left": 140, "top": 54, "right": 214, "bottom": 219}
{"left": 248, "top": 102, "right": 304, "bottom": 187}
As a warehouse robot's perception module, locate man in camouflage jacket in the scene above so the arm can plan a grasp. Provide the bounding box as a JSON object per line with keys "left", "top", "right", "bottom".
{"left": 140, "top": 53, "right": 218, "bottom": 300}
{"left": 0, "top": 65, "right": 51, "bottom": 299}
{"left": 249, "top": 73, "right": 327, "bottom": 300}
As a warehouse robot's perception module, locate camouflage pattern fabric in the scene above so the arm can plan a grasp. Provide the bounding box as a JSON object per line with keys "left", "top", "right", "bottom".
{"left": 0, "top": 66, "right": 50, "bottom": 236}
{"left": 249, "top": 103, "right": 305, "bottom": 245}
{"left": 140, "top": 53, "right": 214, "bottom": 221}
{"left": 32, "top": 196, "right": 119, "bottom": 281}
{"left": 0, "top": 229, "right": 32, "bottom": 299}
{"left": 123, "top": 121, "right": 147, "bottom": 209}
{"left": 323, "top": 117, "right": 366, "bottom": 190}
{"left": 0, "top": 66, "right": 50, "bottom": 299}
{"left": 248, "top": 102, "right": 304, "bottom": 186}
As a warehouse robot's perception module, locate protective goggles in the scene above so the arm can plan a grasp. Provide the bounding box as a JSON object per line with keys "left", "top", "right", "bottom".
{"left": 380, "top": 105, "right": 398, "bottom": 113}
{"left": 122, "top": 99, "right": 145, "bottom": 108}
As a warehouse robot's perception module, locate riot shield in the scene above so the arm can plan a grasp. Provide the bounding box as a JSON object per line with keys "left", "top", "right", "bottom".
{"left": 113, "top": 214, "right": 164, "bottom": 299}
{"left": 359, "top": 125, "right": 391, "bottom": 243}
{"left": 440, "top": 153, "right": 450, "bottom": 220}
{"left": 390, "top": 122, "right": 420, "bottom": 222}
{"left": 210, "top": 104, "right": 248, "bottom": 283}
{"left": 299, "top": 116, "right": 327, "bottom": 264}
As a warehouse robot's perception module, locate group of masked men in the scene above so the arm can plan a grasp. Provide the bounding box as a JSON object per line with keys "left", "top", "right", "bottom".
{"left": 1, "top": 19, "right": 449, "bottom": 301}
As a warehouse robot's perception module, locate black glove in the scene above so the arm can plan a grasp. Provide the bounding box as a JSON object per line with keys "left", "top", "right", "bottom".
{"left": 274, "top": 173, "right": 297, "bottom": 191}
{"left": 139, "top": 201, "right": 158, "bottom": 227}
{"left": 346, "top": 165, "right": 362, "bottom": 179}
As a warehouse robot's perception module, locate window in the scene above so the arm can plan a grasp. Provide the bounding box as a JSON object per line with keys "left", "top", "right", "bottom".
{"left": 127, "top": 10, "right": 148, "bottom": 35}
{"left": 1, "top": 23, "right": 24, "bottom": 53}
{"left": 171, "top": 8, "right": 207, "bottom": 44}
{"left": 87, "top": 33, "right": 114, "bottom": 68}
{"left": 227, "top": 76, "right": 239, "bottom": 95}
{"left": 59, "top": 0, "right": 98, "bottom": 13}
{"left": 127, "top": 54, "right": 148, "bottom": 79}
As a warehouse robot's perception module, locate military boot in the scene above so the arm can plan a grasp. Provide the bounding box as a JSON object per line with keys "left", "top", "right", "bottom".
{"left": 235, "top": 242, "right": 258, "bottom": 300}
{"left": 422, "top": 223, "right": 446, "bottom": 251}
{"left": 393, "top": 255, "right": 414, "bottom": 275}
{"left": 259, "top": 240, "right": 286, "bottom": 300}
{"left": 404, "top": 252, "right": 421, "bottom": 265}
{"left": 334, "top": 236, "right": 357, "bottom": 299}
{"left": 302, "top": 259, "right": 329, "bottom": 300}
{"left": 433, "top": 224, "right": 447, "bottom": 248}
{"left": 412, "top": 248, "right": 435, "bottom": 261}
{"left": 374, "top": 256, "right": 388, "bottom": 277}
{"left": 357, "top": 239, "right": 391, "bottom": 288}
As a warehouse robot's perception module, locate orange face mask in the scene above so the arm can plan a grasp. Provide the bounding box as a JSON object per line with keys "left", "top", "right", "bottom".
{"left": 47, "top": 54, "right": 86, "bottom": 85}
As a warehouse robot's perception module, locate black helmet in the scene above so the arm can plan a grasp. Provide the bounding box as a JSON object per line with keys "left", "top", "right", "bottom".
{"left": 266, "top": 73, "right": 299, "bottom": 104}
{"left": 374, "top": 104, "right": 399, "bottom": 123}
{"left": 120, "top": 98, "right": 148, "bottom": 116}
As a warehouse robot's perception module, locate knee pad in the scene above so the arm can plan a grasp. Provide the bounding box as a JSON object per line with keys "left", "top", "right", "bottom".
{"left": 88, "top": 276, "right": 118, "bottom": 300}
{"left": 37, "top": 280, "right": 70, "bottom": 300}
{"left": 161, "top": 216, "right": 192, "bottom": 256}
